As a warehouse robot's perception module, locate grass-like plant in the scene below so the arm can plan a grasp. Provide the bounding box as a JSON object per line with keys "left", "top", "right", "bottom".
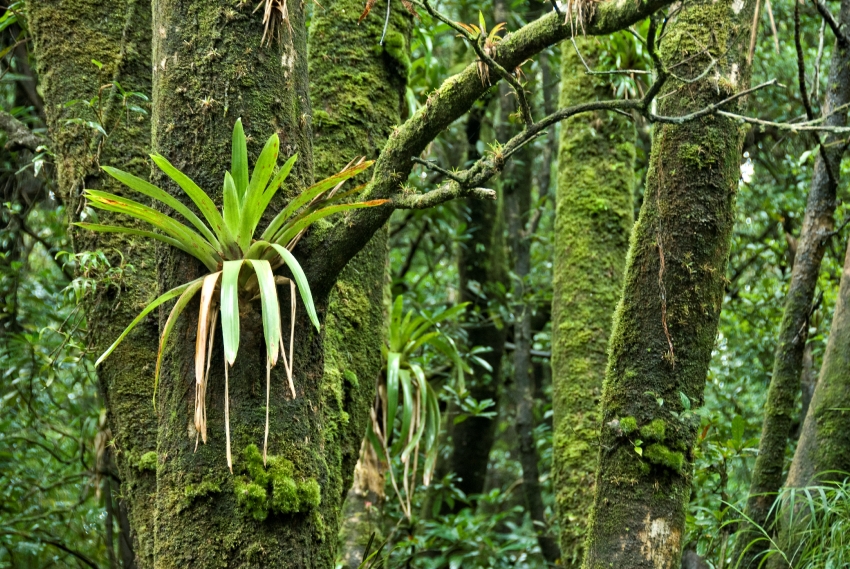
{"left": 367, "top": 296, "right": 468, "bottom": 518}
{"left": 79, "top": 118, "right": 385, "bottom": 469}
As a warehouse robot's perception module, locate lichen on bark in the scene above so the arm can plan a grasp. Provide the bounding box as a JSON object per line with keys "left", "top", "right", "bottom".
{"left": 552, "top": 37, "right": 635, "bottom": 568}
{"left": 582, "top": 1, "right": 754, "bottom": 567}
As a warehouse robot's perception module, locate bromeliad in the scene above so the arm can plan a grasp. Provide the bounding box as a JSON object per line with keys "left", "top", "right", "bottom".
{"left": 80, "top": 118, "right": 386, "bottom": 470}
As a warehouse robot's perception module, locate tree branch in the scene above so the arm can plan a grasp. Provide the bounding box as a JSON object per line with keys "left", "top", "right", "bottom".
{"left": 812, "top": 0, "right": 850, "bottom": 46}
{"left": 0, "top": 111, "right": 42, "bottom": 151}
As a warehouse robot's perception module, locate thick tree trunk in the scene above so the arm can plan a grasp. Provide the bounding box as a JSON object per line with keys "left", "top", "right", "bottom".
{"left": 29, "top": 1, "right": 154, "bottom": 565}
{"left": 449, "top": 102, "right": 508, "bottom": 506}
{"left": 552, "top": 38, "right": 635, "bottom": 568}
{"left": 149, "top": 1, "right": 335, "bottom": 566}
{"left": 306, "top": 0, "right": 410, "bottom": 564}
{"left": 735, "top": 1, "right": 850, "bottom": 564}
{"left": 582, "top": 1, "right": 753, "bottom": 567}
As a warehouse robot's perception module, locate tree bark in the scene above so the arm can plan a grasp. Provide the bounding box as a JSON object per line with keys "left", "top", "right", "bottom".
{"left": 29, "top": 1, "right": 155, "bottom": 565}
{"left": 734, "top": 0, "right": 850, "bottom": 564}
{"left": 582, "top": 1, "right": 754, "bottom": 567}
{"left": 552, "top": 38, "right": 635, "bottom": 568}
{"left": 306, "top": 0, "right": 411, "bottom": 563}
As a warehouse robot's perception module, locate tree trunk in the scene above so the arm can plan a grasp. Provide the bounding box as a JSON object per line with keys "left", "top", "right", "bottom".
{"left": 582, "top": 0, "right": 753, "bottom": 566}
{"left": 149, "top": 1, "right": 333, "bottom": 566}
{"left": 29, "top": 1, "right": 155, "bottom": 565}
{"left": 552, "top": 38, "right": 635, "bottom": 568}
{"left": 306, "top": 0, "right": 411, "bottom": 563}
{"left": 449, "top": 101, "right": 508, "bottom": 507}
{"left": 734, "top": 0, "right": 850, "bottom": 563}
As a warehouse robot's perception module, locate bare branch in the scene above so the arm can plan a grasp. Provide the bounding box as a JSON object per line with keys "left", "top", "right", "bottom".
{"left": 811, "top": 0, "right": 850, "bottom": 46}
{"left": 392, "top": 183, "right": 496, "bottom": 209}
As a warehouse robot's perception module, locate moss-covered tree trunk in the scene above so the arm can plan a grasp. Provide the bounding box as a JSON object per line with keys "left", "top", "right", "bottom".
{"left": 305, "top": 0, "right": 410, "bottom": 564}
{"left": 29, "top": 1, "right": 155, "bottom": 565}
{"left": 582, "top": 1, "right": 753, "bottom": 567}
{"left": 734, "top": 2, "right": 850, "bottom": 564}
{"left": 551, "top": 39, "right": 635, "bottom": 568}
{"left": 149, "top": 1, "right": 333, "bottom": 566}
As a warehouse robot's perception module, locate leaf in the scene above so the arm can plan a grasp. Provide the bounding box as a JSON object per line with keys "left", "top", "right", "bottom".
{"left": 392, "top": 369, "right": 414, "bottom": 456}
{"left": 195, "top": 272, "right": 222, "bottom": 388}
{"left": 386, "top": 352, "right": 401, "bottom": 442}
{"left": 246, "top": 153, "right": 298, "bottom": 239}
{"left": 153, "top": 278, "right": 205, "bottom": 403}
{"left": 91, "top": 59, "right": 103, "bottom": 69}
{"left": 358, "top": 0, "right": 377, "bottom": 22}
{"left": 96, "top": 277, "right": 203, "bottom": 366}
{"left": 238, "top": 133, "right": 279, "bottom": 250}
{"left": 269, "top": 243, "right": 320, "bottom": 332}
{"left": 150, "top": 153, "right": 236, "bottom": 249}
{"left": 221, "top": 260, "right": 243, "bottom": 366}
{"left": 84, "top": 190, "right": 220, "bottom": 270}
{"left": 478, "top": 11, "right": 486, "bottom": 34}
{"left": 223, "top": 171, "right": 241, "bottom": 237}
{"left": 74, "top": 223, "right": 191, "bottom": 257}
{"left": 100, "top": 166, "right": 220, "bottom": 249}
{"left": 260, "top": 160, "right": 374, "bottom": 242}
{"left": 274, "top": 200, "right": 389, "bottom": 247}
{"left": 679, "top": 391, "right": 692, "bottom": 411}
{"left": 231, "top": 118, "right": 249, "bottom": 199}
{"left": 732, "top": 415, "right": 745, "bottom": 444}
{"left": 247, "top": 259, "right": 281, "bottom": 366}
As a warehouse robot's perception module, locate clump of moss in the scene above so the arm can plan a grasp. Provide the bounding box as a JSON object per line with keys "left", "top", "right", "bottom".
{"left": 644, "top": 444, "right": 685, "bottom": 473}
{"left": 234, "top": 444, "right": 322, "bottom": 520}
{"left": 382, "top": 31, "right": 410, "bottom": 79}
{"left": 640, "top": 419, "right": 666, "bottom": 441}
{"left": 137, "top": 451, "right": 158, "bottom": 471}
{"left": 185, "top": 479, "right": 221, "bottom": 502}
{"left": 620, "top": 416, "right": 638, "bottom": 435}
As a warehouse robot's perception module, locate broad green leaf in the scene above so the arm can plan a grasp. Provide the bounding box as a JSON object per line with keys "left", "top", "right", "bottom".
{"left": 223, "top": 171, "right": 241, "bottom": 237}
{"left": 153, "top": 278, "right": 205, "bottom": 405}
{"left": 245, "top": 153, "right": 297, "bottom": 238}
{"left": 247, "top": 259, "right": 281, "bottom": 365}
{"left": 269, "top": 244, "right": 320, "bottom": 332}
{"left": 273, "top": 200, "right": 389, "bottom": 246}
{"left": 101, "top": 166, "right": 220, "bottom": 249}
{"left": 150, "top": 153, "right": 236, "bottom": 249}
{"left": 75, "top": 223, "right": 189, "bottom": 257}
{"left": 260, "top": 160, "right": 374, "bottom": 242}
{"left": 390, "top": 296, "right": 404, "bottom": 350}
{"left": 221, "top": 260, "right": 243, "bottom": 365}
{"left": 85, "top": 190, "right": 220, "bottom": 270}
{"left": 97, "top": 277, "right": 203, "bottom": 366}
{"left": 386, "top": 351, "right": 401, "bottom": 442}
{"left": 404, "top": 331, "right": 439, "bottom": 359}
{"left": 238, "top": 134, "right": 279, "bottom": 250}
{"left": 231, "top": 118, "right": 249, "bottom": 199}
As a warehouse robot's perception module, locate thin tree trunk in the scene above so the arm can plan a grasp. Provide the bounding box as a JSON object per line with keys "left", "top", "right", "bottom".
{"left": 583, "top": 0, "right": 754, "bottom": 566}
{"left": 449, "top": 101, "right": 508, "bottom": 507}
{"left": 552, "top": 38, "right": 635, "bottom": 568}
{"left": 734, "top": 1, "right": 850, "bottom": 564}
{"left": 306, "top": 0, "right": 410, "bottom": 563}
{"left": 29, "top": 1, "right": 154, "bottom": 565}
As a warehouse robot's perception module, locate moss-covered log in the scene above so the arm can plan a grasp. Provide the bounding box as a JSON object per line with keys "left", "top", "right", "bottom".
{"left": 306, "top": 0, "right": 410, "bottom": 564}
{"left": 29, "top": 1, "right": 155, "bottom": 565}
{"left": 582, "top": 1, "right": 753, "bottom": 567}
{"left": 552, "top": 38, "right": 635, "bottom": 568}
{"left": 734, "top": 1, "right": 850, "bottom": 564}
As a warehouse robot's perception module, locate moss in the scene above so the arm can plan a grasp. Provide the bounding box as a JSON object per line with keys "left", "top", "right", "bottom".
{"left": 382, "top": 31, "right": 410, "bottom": 79}
{"left": 297, "top": 478, "right": 322, "bottom": 508}
{"left": 640, "top": 419, "right": 666, "bottom": 441}
{"left": 620, "top": 416, "right": 638, "bottom": 435}
{"left": 270, "top": 476, "right": 299, "bottom": 513}
{"left": 234, "top": 479, "right": 269, "bottom": 522}
{"left": 184, "top": 479, "right": 221, "bottom": 502}
{"left": 138, "top": 451, "right": 158, "bottom": 471}
{"left": 644, "top": 444, "right": 685, "bottom": 473}
{"left": 234, "top": 444, "right": 320, "bottom": 519}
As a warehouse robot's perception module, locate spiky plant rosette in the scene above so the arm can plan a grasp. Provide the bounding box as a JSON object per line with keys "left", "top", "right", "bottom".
{"left": 79, "top": 118, "right": 386, "bottom": 469}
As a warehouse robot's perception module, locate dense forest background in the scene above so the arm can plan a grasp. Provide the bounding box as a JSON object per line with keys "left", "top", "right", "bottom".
{"left": 1, "top": 0, "right": 849, "bottom": 567}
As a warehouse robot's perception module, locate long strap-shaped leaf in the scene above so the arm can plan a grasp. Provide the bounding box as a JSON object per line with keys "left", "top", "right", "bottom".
{"left": 74, "top": 223, "right": 190, "bottom": 257}
{"left": 392, "top": 368, "right": 414, "bottom": 457}
{"left": 100, "top": 166, "right": 221, "bottom": 249}
{"left": 246, "top": 259, "right": 281, "bottom": 366}
{"left": 231, "top": 118, "right": 249, "bottom": 199}
{"left": 385, "top": 351, "right": 401, "bottom": 444}
{"left": 194, "top": 272, "right": 221, "bottom": 445}
{"left": 237, "top": 134, "right": 279, "bottom": 251}
{"left": 260, "top": 160, "right": 374, "bottom": 242}
{"left": 269, "top": 243, "right": 320, "bottom": 332}
{"left": 223, "top": 171, "right": 241, "bottom": 238}
{"left": 150, "top": 153, "right": 236, "bottom": 249}
{"left": 242, "top": 153, "right": 297, "bottom": 245}
{"left": 272, "top": 200, "right": 388, "bottom": 246}
{"left": 85, "top": 190, "right": 220, "bottom": 270}
{"left": 96, "top": 277, "right": 204, "bottom": 366}
{"left": 153, "top": 278, "right": 205, "bottom": 405}
{"left": 220, "top": 260, "right": 243, "bottom": 366}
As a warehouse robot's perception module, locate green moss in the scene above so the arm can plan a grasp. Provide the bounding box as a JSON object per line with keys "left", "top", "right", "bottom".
{"left": 138, "top": 451, "right": 158, "bottom": 471}
{"left": 271, "top": 476, "right": 299, "bottom": 514}
{"left": 297, "top": 478, "right": 321, "bottom": 508}
{"left": 619, "top": 416, "right": 638, "bottom": 435}
{"left": 234, "top": 444, "right": 320, "bottom": 519}
{"left": 639, "top": 419, "right": 666, "bottom": 441}
{"left": 235, "top": 479, "right": 269, "bottom": 522}
{"left": 184, "top": 479, "right": 221, "bottom": 502}
{"left": 382, "top": 31, "right": 410, "bottom": 79}
{"left": 644, "top": 444, "right": 685, "bottom": 473}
